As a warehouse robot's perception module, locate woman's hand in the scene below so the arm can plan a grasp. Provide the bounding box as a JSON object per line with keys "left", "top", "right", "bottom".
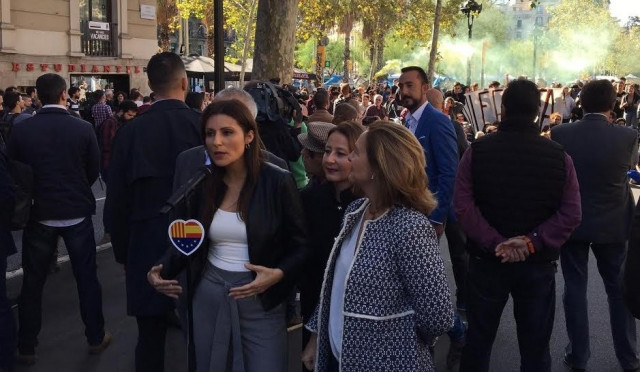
{"left": 147, "top": 264, "right": 183, "bottom": 299}
{"left": 228, "top": 264, "right": 284, "bottom": 300}
{"left": 301, "top": 334, "right": 318, "bottom": 371}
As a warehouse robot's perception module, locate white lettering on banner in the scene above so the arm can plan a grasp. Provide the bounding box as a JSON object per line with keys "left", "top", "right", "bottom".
{"left": 462, "top": 88, "right": 563, "bottom": 132}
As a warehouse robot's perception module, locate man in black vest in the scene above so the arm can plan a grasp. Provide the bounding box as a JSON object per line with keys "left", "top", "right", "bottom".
{"left": 105, "top": 52, "right": 201, "bottom": 372}
{"left": 552, "top": 80, "right": 640, "bottom": 372}
{"left": 454, "top": 79, "right": 582, "bottom": 372}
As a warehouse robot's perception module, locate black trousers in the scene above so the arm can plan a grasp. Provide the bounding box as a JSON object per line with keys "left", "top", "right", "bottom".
{"left": 460, "top": 257, "right": 556, "bottom": 372}
{"left": 444, "top": 219, "right": 469, "bottom": 309}
{"left": 135, "top": 315, "right": 169, "bottom": 372}
{"left": 18, "top": 218, "right": 104, "bottom": 354}
{"left": 0, "top": 252, "right": 16, "bottom": 370}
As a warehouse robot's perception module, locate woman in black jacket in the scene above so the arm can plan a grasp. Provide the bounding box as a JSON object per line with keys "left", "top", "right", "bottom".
{"left": 147, "top": 99, "right": 309, "bottom": 372}
{"left": 299, "top": 121, "right": 364, "bottom": 352}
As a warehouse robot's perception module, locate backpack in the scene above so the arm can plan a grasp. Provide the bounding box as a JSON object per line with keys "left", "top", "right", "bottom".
{"left": 0, "top": 147, "right": 33, "bottom": 231}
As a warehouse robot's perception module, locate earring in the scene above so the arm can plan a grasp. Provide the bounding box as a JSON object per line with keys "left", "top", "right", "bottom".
{"left": 370, "top": 174, "right": 375, "bottom": 180}
{"left": 245, "top": 143, "right": 250, "bottom": 149}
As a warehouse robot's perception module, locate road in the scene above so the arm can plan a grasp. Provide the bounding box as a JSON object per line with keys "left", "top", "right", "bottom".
{"left": 5, "top": 184, "right": 640, "bottom": 371}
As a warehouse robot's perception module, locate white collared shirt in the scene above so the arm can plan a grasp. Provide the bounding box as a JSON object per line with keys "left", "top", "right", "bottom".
{"left": 405, "top": 100, "right": 430, "bottom": 134}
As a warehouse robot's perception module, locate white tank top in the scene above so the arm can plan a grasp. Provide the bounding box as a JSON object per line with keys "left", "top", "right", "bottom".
{"left": 207, "top": 209, "right": 250, "bottom": 272}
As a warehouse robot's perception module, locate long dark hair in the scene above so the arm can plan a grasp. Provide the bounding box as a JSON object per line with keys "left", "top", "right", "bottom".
{"left": 200, "top": 99, "right": 263, "bottom": 224}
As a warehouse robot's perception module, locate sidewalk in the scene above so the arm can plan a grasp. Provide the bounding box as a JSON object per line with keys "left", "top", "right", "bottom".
{"left": 8, "top": 247, "right": 185, "bottom": 372}
{"left": 6, "top": 247, "right": 309, "bottom": 372}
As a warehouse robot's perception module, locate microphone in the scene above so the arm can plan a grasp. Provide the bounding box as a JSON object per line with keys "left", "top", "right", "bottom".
{"left": 160, "top": 165, "right": 212, "bottom": 214}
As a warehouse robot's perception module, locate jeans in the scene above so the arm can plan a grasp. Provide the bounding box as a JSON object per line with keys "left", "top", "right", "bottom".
{"left": 561, "top": 240, "right": 639, "bottom": 370}
{"left": 18, "top": 218, "right": 105, "bottom": 354}
{"left": 0, "top": 253, "right": 16, "bottom": 370}
{"left": 625, "top": 109, "right": 638, "bottom": 129}
{"left": 460, "top": 257, "right": 556, "bottom": 372}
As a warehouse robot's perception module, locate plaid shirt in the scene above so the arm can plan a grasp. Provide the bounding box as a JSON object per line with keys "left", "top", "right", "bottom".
{"left": 91, "top": 102, "right": 113, "bottom": 127}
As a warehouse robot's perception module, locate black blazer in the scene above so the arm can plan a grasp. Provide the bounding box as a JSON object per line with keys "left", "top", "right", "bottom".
{"left": 105, "top": 99, "right": 201, "bottom": 316}
{"left": 551, "top": 114, "right": 638, "bottom": 243}
{"left": 7, "top": 107, "right": 99, "bottom": 220}
{"left": 0, "top": 150, "right": 16, "bottom": 256}
{"left": 159, "top": 162, "right": 310, "bottom": 311}
{"left": 172, "top": 145, "right": 289, "bottom": 192}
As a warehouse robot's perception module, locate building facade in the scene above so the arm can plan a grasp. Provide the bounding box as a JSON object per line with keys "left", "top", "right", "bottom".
{"left": 0, "top": 0, "right": 158, "bottom": 94}
{"left": 498, "top": 0, "right": 559, "bottom": 40}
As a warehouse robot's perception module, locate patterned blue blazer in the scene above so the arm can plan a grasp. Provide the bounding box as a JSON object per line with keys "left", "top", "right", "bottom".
{"left": 307, "top": 198, "right": 454, "bottom": 372}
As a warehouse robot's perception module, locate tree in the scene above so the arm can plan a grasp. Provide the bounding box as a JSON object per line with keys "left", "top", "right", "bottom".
{"left": 253, "top": 0, "right": 298, "bottom": 82}
{"left": 224, "top": 0, "right": 259, "bottom": 84}
{"left": 338, "top": 9, "right": 356, "bottom": 82}
{"left": 157, "top": 0, "right": 179, "bottom": 52}
{"left": 176, "top": 0, "right": 214, "bottom": 56}
{"left": 428, "top": 0, "right": 443, "bottom": 85}
{"left": 546, "top": 0, "right": 619, "bottom": 79}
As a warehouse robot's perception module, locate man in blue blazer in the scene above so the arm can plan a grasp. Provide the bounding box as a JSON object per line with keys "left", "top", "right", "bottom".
{"left": 399, "top": 66, "right": 462, "bottom": 365}
{"left": 399, "top": 66, "right": 459, "bottom": 236}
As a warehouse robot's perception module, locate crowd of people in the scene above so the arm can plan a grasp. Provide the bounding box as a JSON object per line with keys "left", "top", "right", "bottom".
{"left": 0, "top": 52, "right": 640, "bottom": 372}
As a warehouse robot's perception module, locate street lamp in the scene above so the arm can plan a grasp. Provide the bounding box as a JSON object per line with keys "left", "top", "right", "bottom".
{"left": 460, "top": 0, "right": 483, "bottom": 87}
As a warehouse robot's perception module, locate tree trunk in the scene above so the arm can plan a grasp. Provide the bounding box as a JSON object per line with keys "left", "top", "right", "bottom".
{"left": 427, "top": 0, "right": 443, "bottom": 87}
{"left": 159, "top": 29, "right": 171, "bottom": 52}
{"left": 253, "top": 0, "right": 297, "bottom": 83}
{"left": 368, "top": 40, "right": 376, "bottom": 85}
{"left": 315, "top": 39, "right": 324, "bottom": 86}
{"left": 343, "top": 29, "right": 351, "bottom": 83}
{"left": 240, "top": 0, "right": 258, "bottom": 85}
{"left": 375, "top": 36, "right": 385, "bottom": 78}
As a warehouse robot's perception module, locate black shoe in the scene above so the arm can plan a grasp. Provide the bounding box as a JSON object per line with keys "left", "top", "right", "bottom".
{"left": 16, "top": 351, "right": 37, "bottom": 365}
{"left": 562, "top": 353, "right": 585, "bottom": 371}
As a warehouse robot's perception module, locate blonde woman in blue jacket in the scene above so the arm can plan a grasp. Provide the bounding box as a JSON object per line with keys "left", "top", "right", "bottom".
{"left": 302, "top": 121, "right": 454, "bottom": 371}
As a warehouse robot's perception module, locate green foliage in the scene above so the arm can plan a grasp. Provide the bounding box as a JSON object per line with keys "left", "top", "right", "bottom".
{"left": 545, "top": 0, "right": 619, "bottom": 78}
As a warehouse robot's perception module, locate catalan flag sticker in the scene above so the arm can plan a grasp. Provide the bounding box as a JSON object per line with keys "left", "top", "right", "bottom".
{"left": 168, "top": 219, "right": 205, "bottom": 256}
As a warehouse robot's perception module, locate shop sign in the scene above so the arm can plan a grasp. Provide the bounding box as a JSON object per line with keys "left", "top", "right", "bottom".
{"left": 11, "top": 63, "right": 142, "bottom": 74}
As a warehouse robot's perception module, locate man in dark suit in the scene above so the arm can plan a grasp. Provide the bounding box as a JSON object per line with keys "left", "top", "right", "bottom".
{"left": 0, "top": 149, "right": 16, "bottom": 372}
{"left": 552, "top": 79, "right": 640, "bottom": 372}
{"left": 105, "top": 52, "right": 201, "bottom": 372}
{"left": 8, "top": 73, "right": 108, "bottom": 363}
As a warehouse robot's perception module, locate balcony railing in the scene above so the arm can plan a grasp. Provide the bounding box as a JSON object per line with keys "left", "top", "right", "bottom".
{"left": 81, "top": 20, "right": 117, "bottom": 57}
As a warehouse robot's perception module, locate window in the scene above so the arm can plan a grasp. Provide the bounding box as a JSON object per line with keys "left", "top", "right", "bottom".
{"left": 79, "top": 0, "right": 116, "bottom": 57}
{"left": 79, "top": 0, "right": 111, "bottom": 22}
{"left": 517, "top": 19, "right": 523, "bottom": 28}
{"left": 536, "top": 17, "right": 543, "bottom": 25}
{"left": 516, "top": 32, "right": 522, "bottom": 39}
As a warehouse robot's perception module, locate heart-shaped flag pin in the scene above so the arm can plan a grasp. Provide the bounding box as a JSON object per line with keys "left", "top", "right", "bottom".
{"left": 168, "top": 219, "right": 205, "bottom": 256}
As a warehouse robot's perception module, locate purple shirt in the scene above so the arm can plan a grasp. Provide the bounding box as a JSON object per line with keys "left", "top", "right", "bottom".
{"left": 454, "top": 146, "right": 582, "bottom": 256}
{"left": 91, "top": 102, "right": 113, "bottom": 127}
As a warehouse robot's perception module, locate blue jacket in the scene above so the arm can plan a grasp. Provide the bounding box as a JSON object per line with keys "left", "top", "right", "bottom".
{"left": 307, "top": 199, "right": 453, "bottom": 371}
{"left": 413, "top": 103, "right": 459, "bottom": 225}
